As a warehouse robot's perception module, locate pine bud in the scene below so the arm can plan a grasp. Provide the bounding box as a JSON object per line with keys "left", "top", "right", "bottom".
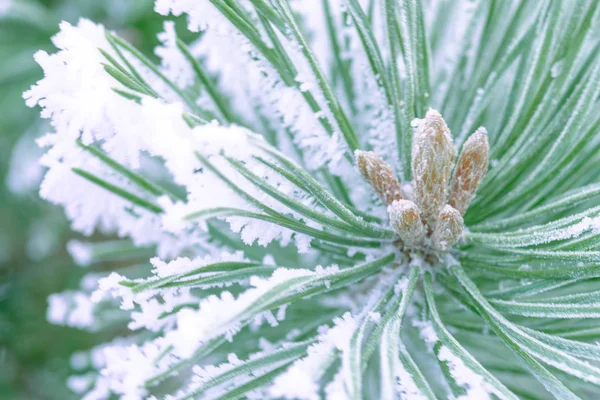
{"left": 431, "top": 205, "right": 464, "bottom": 251}
{"left": 449, "top": 128, "right": 489, "bottom": 215}
{"left": 355, "top": 150, "right": 403, "bottom": 205}
{"left": 411, "top": 110, "right": 456, "bottom": 226}
{"left": 388, "top": 200, "right": 425, "bottom": 248}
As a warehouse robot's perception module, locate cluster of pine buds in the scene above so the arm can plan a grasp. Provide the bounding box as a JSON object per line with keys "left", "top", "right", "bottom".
{"left": 356, "top": 109, "right": 489, "bottom": 253}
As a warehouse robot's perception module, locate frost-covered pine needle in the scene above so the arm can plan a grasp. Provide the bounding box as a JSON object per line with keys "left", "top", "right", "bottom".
{"left": 22, "top": 0, "right": 600, "bottom": 399}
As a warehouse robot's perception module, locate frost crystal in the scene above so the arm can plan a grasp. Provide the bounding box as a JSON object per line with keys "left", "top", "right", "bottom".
{"left": 48, "top": 291, "right": 95, "bottom": 329}
{"left": 155, "top": 21, "right": 194, "bottom": 89}
{"left": 67, "top": 240, "right": 93, "bottom": 267}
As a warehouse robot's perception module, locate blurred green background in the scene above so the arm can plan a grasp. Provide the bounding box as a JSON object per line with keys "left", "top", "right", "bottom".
{"left": 0, "top": 1, "right": 168, "bottom": 398}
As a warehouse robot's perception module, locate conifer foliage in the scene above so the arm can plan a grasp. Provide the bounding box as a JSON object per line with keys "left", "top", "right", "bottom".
{"left": 26, "top": 1, "right": 600, "bottom": 398}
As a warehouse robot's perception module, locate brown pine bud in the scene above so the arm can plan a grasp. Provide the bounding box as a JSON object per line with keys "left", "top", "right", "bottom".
{"left": 355, "top": 150, "right": 403, "bottom": 205}
{"left": 449, "top": 128, "right": 489, "bottom": 215}
{"left": 431, "top": 205, "right": 464, "bottom": 251}
{"left": 388, "top": 200, "right": 425, "bottom": 248}
{"left": 411, "top": 110, "right": 456, "bottom": 226}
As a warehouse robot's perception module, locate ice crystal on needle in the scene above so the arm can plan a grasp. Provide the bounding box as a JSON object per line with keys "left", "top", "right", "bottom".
{"left": 23, "top": 1, "right": 600, "bottom": 399}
